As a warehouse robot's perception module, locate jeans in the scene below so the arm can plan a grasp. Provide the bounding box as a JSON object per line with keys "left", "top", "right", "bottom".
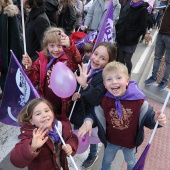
{"left": 74, "top": 125, "right": 97, "bottom": 157}
{"left": 152, "top": 33, "right": 170, "bottom": 83}
{"left": 101, "top": 142, "right": 136, "bottom": 170}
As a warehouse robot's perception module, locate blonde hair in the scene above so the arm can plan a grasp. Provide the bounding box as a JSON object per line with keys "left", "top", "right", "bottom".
{"left": 102, "top": 61, "right": 129, "bottom": 79}
{"left": 42, "top": 27, "right": 64, "bottom": 56}
{"left": 17, "top": 98, "right": 54, "bottom": 124}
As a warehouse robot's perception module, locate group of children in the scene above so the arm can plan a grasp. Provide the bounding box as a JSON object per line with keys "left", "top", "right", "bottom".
{"left": 10, "top": 25, "right": 167, "bottom": 170}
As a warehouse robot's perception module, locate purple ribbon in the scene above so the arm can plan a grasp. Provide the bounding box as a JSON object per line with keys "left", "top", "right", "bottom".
{"left": 105, "top": 81, "right": 145, "bottom": 118}
{"left": 47, "top": 120, "right": 61, "bottom": 142}
{"left": 87, "top": 64, "right": 103, "bottom": 82}
{"left": 130, "top": 0, "right": 144, "bottom": 8}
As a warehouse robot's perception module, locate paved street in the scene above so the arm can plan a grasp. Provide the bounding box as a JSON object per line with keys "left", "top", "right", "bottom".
{"left": 1, "top": 28, "right": 170, "bottom": 170}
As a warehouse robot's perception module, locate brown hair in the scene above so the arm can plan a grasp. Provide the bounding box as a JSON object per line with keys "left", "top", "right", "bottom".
{"left": 102, "top": 61, "right": 129, "bottom": 79}
{"left": 42, "top": 27, "right": 64, "bottom": 57}
{"left": 17, "top": 98, "right": 54, "bottom": 124}
{"left": 93, "top": 42, "right": 117, "bottom": 62}
{"left": 84, "top": 42, "right": 94, "bottom": 53}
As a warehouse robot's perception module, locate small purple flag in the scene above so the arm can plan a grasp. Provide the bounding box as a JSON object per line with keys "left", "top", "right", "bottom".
{"left": 75, "top": 30, "right": 98, "bottom": 52}
{"left": 0, "top": 50, "right": 40, "bottom": 126}
{"left": 93, "top": 0, "right": 114, "bottom": 49}
{"left": 133, "top": 144, "right": 151, "bottom": 170}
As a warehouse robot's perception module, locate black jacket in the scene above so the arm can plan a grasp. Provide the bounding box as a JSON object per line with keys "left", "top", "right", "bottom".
{"left": 116, "top": 2, "right": 148, "bottom": 46}
{"left": 25, "top": 6, "right": 50, "bottom": 61}
{"left": 58, "top": 4, "right": 76, "bottom": 33}
{"left": 71, "top": 72, "right": 107, "bottom": 128}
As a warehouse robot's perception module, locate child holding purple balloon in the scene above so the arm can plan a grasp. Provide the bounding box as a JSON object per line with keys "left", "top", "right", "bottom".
{"left": 70, "top": 42, "right": 117, "bottom": 169}
{"left": 22, "top": 27, "right": 82, "bottom": 116}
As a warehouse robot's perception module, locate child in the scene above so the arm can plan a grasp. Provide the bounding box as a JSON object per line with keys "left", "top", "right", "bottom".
{"left": 83, "top": 42, "right": 94, "bottom": 64}
{"left": 10, "top": 98, "right": 78, "bottom": 170}
{"left": 78, "top": 61, "right": 167, "bottom": 170}
{"left": 70, "top": 42, "right": 117, "bottom": 169}
{"left": 22, "top": 27, "right": 82, "bottom": 116}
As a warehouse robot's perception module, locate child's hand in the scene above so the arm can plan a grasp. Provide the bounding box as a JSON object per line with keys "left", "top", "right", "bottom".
{"left": 81, "top": 25, "right": 88, "bottom": 31}
{"left": 78, "top": 120, "right": 93, "bottom": 137}
{"left": 154, "top": 111, "right": 167, "bottom": 126}
{"left": 75, "top": 64, "right": 91, "bottom": 89}
{"left": 22, "top": 54, "right": 32, "bottom": 69}
{"left": 31, "top": 127, "right": 48, "bottom": 153}
{"left": 62, "top": 144, "right": 73, "bottom": 156}
{"left": 59, "top": 32, "right": 70, "bottom": 48}
{"left": 72, "top": 92, "right": 81, "bottom": 101}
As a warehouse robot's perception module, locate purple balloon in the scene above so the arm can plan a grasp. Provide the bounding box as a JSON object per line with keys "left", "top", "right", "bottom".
{"left": 50, "top": 62, "right": 77, "bottom": 98}
{"left": 73, "top": 130, "right": 90, "bottom": 154}
{"left": 89, "top": 127, "right": 100, "bottom": 144}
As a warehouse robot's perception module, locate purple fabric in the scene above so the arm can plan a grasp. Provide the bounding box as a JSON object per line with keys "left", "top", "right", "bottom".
{"left": 130, "top": 0, "right": 144, "bottom": 8}
{"left": 0, "top": 50, "right": 40, "bottom": 126}
{"left": 93, "top": 0, "right": 114, "bottom": 49}
{"left": 46, "top": 52, "right": 65, "bottom": 70}
{"left": 47, "top": 120, "right": 61, "bottom": 142}
{"left": 87, "top": 64, "right": 103, "bottom": 82}
{"left": 75, "top": 30, "right": 98, "bottom": 52}
{"left": 105, "top": 81, "right": 145, "bottom": 118}
{"left": 133, "top": 144, "right": 151, "bottom": 170}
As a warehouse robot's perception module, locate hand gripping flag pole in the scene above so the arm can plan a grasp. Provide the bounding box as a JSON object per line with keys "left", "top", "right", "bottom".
{"left": 133, "top": 89, "right": 170, "bottom": 170}
{"left": 55, "top": 125, "right": 79, "bottom": 170}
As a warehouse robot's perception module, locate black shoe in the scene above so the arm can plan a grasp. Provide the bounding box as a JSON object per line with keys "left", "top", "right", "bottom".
{"left": 82, "top": 155, "right": 98, "bottom": 169}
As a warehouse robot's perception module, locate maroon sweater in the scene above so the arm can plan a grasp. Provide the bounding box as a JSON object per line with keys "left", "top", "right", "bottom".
{"left": 101, "top": 96, "right": 144, "bottom": 148}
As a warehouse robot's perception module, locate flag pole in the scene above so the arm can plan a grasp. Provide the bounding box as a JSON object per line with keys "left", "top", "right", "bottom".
{"left": 133, "top": 89, "right": 170, "bottom": 170}
{"left": 21, "top": 0, "right": 27, "bottom": 69}
{"left": 148, "top": 89, "right": 170, "bottom": 144}
{"left": 55, "top": 125, "right": 79, "bottom": 170}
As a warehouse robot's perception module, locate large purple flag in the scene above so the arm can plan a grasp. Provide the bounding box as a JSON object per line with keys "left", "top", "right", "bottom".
{"left": 0, "top": 50, "right": 40, "bottom": 126}
{"left": 94, "top": 0, "right": 114, "bottom": 49}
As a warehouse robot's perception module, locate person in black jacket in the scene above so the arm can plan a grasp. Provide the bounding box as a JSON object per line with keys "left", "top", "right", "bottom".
{"left": 57, "top": 0, "right": 76, "bottom": 36}
{"left": 116, "top": 0, "right": 149, "bottom": 75}
{"left": 24, "top": 0, "right": 50, "bottom": 61}
{"left": 70, "top": 42, "right": 117, "bottom": 169}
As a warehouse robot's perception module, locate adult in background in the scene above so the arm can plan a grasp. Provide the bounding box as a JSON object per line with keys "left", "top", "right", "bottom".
{"left": 74, "top": 0, "right": 84, "bottom": 30}
{"left": 144, "top": 1, "right": 170, "bottom": 91}
{"left": 0, "top": 0, "right": 21, "bottom": 100}
{"left": 24, "top": 0, "right": 50, "bottom": 61}
{"left": 44, "top": 0, "right": 59, "bottom": 26}
{"left": 81, "top": 0, "right": 121, "bottom": 43}
{"left": 116, "top": 0, "right": 149, "bottom": 75}
{"left": 57, "top": 0, "right": 76, "bottom": 36}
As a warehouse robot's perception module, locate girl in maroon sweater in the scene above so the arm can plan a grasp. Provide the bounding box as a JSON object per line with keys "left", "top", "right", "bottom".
{"left": 10, "top": 98, "right": 78, "bottom": 170}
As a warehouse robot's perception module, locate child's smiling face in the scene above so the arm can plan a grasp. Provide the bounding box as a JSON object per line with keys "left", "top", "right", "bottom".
{"left": 29, "top": 102, "right": 54, "bottom": 130}
{"left": 104, "top": 71, "right": 129, "bottom": 97}
{"left": 47, "top": 42, "right": 64, "bottom": 58}
{"left": 90, "top": 46, "right": 109, "bottom": 70}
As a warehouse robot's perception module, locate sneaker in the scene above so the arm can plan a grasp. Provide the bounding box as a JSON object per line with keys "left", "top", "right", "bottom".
{"left": 155, "top": 2, "right": 167, "bottom": 9}
{"left": 156, "top": 81, "right": 168, "bottom": 91}
{"left": 82, "top": 155, "right": 98, "bottom": 169}
{"left": 144, "top": 76, "right": 156, "bottom": 85}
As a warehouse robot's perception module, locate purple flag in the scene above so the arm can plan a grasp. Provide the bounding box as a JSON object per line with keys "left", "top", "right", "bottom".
{"left": 0, "top": 50, "right": 40, "bottom": 126}
{"left": 133, "top": 144, "right": 151, "bottom": 170}
{"left": 94, "top": 0, "right": 114, "bottom": 49}
{"left": 75, "top": 30, "right": 98, "bottom": 52}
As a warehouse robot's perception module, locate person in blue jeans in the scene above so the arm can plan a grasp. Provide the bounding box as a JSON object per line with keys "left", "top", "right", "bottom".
{"left": 71, "top": 42, "right": 117, "bottom": 169}
{"left": 78, "top": 61, "right": 167, "bottom": 170}
{"left": 144, "top": 2, "right": 170, "bottom": 91}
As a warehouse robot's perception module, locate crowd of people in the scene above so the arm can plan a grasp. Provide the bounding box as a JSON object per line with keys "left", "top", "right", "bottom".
{"left": 0, "top": 0, "right": 169, "bottom": 169}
